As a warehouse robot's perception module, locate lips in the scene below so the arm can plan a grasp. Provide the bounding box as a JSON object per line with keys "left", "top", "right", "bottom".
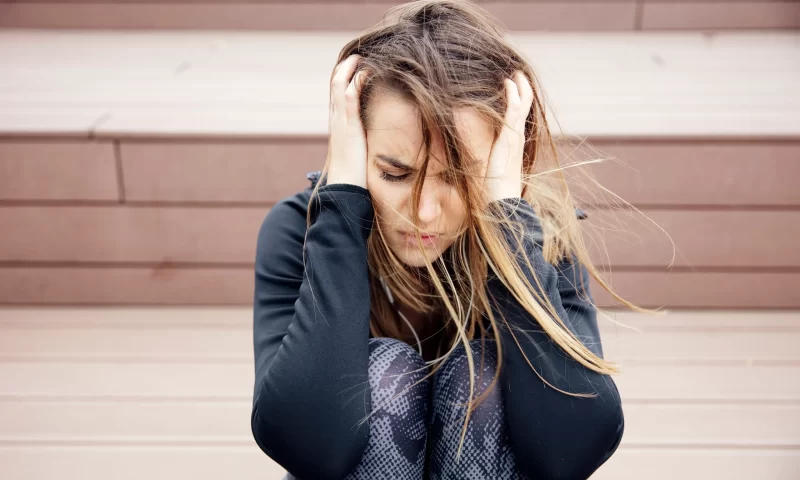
{"left": 401, "top": 232, "right": 439, "bottom": 247}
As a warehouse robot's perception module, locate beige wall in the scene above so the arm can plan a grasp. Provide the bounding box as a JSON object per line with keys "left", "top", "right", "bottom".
{"left": 1, "top": 0, "right": 798, "bottom": 30}
{"left": 0, "top": 26, "right": 798, "bottom": 479}
{"left": 1, "top": 138, "right": 799, "bottom": 308}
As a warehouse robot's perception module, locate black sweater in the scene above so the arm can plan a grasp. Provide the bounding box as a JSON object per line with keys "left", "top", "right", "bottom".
{"left": 251, "top": 180, "right": 624, "bottom": 480}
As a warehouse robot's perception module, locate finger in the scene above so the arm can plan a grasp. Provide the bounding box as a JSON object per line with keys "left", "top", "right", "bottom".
{"left": 504, "top": 78, "right": 520, "bottom": 112}
{"left": 503, "top": 78, "right": 522, "bottom": 134}
{"left": 333, "top": 55, "right": 360, "bottom": 88}
{"left": 509, "top": 72, "right": 533, "bottom": 131}
{"left": 344, "top": 70, "right": 365, "bottom": 119}
{"left": 513, "top": 71, "right": 534, "bottom": 114}
{"left": 331, "top": 55, "right": 360, "bottom": 109}
{"left": 331, "top": 55, "right": 361, "bottom": 112}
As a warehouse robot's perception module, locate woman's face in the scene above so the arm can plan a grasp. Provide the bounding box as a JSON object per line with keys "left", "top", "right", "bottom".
{"left": 365, "top": 90, "right": 495, "bottom": 267}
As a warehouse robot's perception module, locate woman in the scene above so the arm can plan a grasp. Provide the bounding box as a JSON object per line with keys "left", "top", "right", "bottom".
{"left": 251, "top": 1, "right": 627, "bottom": 478}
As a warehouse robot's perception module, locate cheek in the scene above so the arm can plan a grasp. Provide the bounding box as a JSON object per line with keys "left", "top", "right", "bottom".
{"left": 365, "top": 161, "right": 380, "bottom": 191}
{"left": 367, "top": 182, "right": 410, "bottom": 228}
{"left": 443, "top": 189, "right": 467, "bottom": 231}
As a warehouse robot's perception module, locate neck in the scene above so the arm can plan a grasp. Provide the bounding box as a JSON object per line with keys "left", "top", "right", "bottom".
{"left": 397, "top": 302, "right": 428, "bottom": 333}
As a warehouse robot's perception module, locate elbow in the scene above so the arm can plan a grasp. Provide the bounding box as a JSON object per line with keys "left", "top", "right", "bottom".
{"left": 518, "top": 395, "right": 625, "bottom": 480}
{"left": 250, "top": 402, "right": 274, "bottom": 462}
{"left": 577, "top": 398, "right": 624, "bottom": 478}
{"left": 251, "top": 392, "right": 369, "bottom": 480}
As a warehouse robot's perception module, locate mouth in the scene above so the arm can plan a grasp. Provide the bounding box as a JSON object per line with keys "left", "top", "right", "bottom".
{"left": 400, "top": 231, "right": 439, "bottom": 248}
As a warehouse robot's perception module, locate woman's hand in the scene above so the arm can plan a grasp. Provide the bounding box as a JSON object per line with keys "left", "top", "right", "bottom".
{"left": 485, "top": 71, "right": 534, "bottom": 202}
{"left": 325, "top": 55, "right": 369, "bottom": 189}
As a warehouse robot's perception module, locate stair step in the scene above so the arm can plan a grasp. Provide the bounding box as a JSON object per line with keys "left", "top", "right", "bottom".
{"left": 1, "top": 30, "right": 798, "bottom": 139}
{"left": 1, "top": 1, "right": 798, "bottom": 31}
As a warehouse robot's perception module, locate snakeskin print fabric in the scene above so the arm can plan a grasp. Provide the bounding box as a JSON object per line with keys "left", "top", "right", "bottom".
{"left": 428, "top": 340, "right": 526, "bottom": 480}
{"left": 283, "top": 338, "right": 524, "bottom": 479}
{"left": 344, "top": 338, "right": 432, "bottom": 479}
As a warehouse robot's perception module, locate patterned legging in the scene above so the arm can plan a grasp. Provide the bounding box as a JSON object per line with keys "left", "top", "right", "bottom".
{"left": 343, "top": 337, "right": 526, "bottom": 480}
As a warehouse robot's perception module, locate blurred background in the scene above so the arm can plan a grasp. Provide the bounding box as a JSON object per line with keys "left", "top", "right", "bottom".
{"left": 0, "top": 0, "right": 799, "bottom": 478}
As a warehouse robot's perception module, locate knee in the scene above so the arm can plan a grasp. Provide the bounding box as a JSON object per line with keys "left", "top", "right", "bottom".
{"left": 431, "top": 339, "right": 506, "bottom": 429}
{"left": 435, "top": 339, "right": 499, "bottom": 387}
{"left": 368, "top": 337, "right": 426, "bottom": 370}
{"left": 367, "top": 337, "right": 431, "bottom": 397}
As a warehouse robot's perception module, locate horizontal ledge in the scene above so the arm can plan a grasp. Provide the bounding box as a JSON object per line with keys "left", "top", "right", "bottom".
{"left": 0, "top": 200, "right": 276, "bottom": 208}
{"left": 0, "top": 355, "right": 798, "bottom": 368}
{"left": 0, "top": 394, "right": 251, "bottom": 404}
{"left": 3, "top": 131, "right": 800, "bottom": 142}
{"left": 0, "top": 436, "right": 253, "bottom": 448}
{"left": 585, "top": 205, "right": 800, "bottom": 212}
{"left": 2, "top": 394, "right": 798, "bottom": 406}
{"left": 0, "top": 200, "right": 274, "bottom": 209}
{"left": 598, "top": 266, "right": 800, "bottom": 274}
{"left": 4, "top": 261, "right": 800, "bottom": 274}
{"left": 4, "top": 134, "right": 800, "bottom": 143}
{"left": 5, "top": 200, "right": 800, "bottom": 211}
{"left": 0, "top": 261, "right": 255, "bottom": 269}
{"left": 0, "top": 438, "right": 797, "bottom": 451}
{"left": 1, "top": 307, "right": 797, "bottom": 326}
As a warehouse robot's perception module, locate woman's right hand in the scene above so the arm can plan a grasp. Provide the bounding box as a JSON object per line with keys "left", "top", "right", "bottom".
{"left": 325, "top": 55, "right": 369, "bottom": 189}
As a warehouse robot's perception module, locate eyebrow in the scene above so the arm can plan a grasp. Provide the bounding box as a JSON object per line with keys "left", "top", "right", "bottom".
{"left": 376, "top": 154, "right": 417, "bottom": 172}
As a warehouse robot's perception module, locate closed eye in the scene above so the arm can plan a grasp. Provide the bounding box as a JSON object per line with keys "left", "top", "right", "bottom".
{"left": 379, "top": 171, "right": 411, "bottom": 183}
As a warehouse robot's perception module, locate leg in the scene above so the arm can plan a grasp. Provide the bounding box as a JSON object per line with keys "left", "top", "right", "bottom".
{"left": 343, "top": 337, "right": 432, "bottom": 480}
{"left": 427, "top": 340, "right": 526, "bottom": 480}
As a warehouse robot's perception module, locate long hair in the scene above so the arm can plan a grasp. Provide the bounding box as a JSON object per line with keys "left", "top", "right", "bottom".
{"left": 309, "top": 0, "right": 645, "bottom": 456}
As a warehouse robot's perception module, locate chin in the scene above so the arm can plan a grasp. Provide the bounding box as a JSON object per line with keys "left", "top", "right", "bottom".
{"left": 390, "top": 243, "right": 450, "bottom": 268}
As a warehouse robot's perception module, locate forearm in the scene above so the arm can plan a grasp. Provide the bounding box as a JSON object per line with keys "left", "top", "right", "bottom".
{"left": 487, "top": 198, "right": 624, "bottom": 479}
{"left": 252, "top": 185, "right": 375, "bottom": 479}
{"left": 495, "top": 289, "right": 624, "bottom": 479}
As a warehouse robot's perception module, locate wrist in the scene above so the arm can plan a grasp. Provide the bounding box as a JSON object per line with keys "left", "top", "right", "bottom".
{"left": 485, "top": 178, "right": 522, "bottom": 203}
{"left": 325, "top": 169, "right": 367, "bottom": 189}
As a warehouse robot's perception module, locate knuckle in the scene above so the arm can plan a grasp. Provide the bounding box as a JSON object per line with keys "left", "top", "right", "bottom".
{"left": 331, "top": 78, "right": 346, "bottom": 91}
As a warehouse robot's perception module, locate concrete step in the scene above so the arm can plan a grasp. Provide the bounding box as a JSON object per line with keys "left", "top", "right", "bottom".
{"left": 2, "top": 30, "right": 798, "bottom": 138}
{"left": 1, "top": 0, "right": 798, "bottom": 31}
{"left": 1, "top": 30, "right": 799, "bottom": 307}
{"left": 0, "top": 307, "right": 798, "bottom": 479}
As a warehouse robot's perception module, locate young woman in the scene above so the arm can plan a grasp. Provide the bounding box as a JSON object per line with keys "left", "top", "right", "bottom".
{"left": 251, "top": 1, "right": 627, "bottom": 478}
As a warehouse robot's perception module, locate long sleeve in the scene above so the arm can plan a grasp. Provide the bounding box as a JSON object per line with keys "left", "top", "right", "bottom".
{"left": 488, "top": 198, "right": 624, "bottom": 479}
{"left": 250, "top": 184, "right": 374, "bottom": 480}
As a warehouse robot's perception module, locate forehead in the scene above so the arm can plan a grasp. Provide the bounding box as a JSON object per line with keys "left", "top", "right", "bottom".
{"left": 366, "top": 91, "right": 494, "bottom": 168}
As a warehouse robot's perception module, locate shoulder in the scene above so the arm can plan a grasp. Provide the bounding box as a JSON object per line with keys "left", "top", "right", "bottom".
{"left": 255, "top": 174, "right": 317, "bottom": 265}
{"left": 261, "top": 170, "right": 321, "bottom": 230}
{"left": 269, "top": 188, "right": 313, "bottom": 223}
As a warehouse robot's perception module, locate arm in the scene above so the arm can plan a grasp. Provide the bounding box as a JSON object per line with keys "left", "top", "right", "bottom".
{"left": 553, "top": 207, "right": 604, "bottom": 360}
{"left": 250, "top": 184, "right": 374, "bottom": 479}
{"left": 489, "top": 198, "right": 624, "bottom": 480}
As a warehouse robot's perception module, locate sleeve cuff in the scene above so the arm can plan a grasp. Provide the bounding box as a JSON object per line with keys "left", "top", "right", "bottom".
{"left": 317, "top": 183, "right": 371, "bottom": 197}
{"left": 309, "top": 184, "right": 375, "bottom": 238}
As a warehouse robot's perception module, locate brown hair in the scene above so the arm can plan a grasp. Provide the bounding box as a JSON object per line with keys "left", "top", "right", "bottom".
{"left": 311, "top": 0, "right": 645, "bottom": 456}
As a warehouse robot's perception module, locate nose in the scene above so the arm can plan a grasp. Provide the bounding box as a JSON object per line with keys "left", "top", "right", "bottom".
{"left": 416, "top": 181, "right": 442, "bottom": 226}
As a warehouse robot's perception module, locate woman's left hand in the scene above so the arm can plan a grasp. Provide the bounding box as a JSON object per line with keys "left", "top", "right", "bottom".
{"left": 485, "top": 71, "right": 534, "bottom": 202}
